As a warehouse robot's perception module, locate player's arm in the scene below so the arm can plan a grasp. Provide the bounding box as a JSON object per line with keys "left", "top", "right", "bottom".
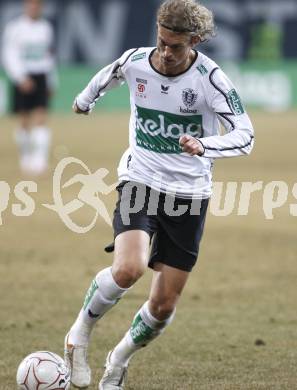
{"left": 190, "top": 68, "right": 254, "bottom": 159}
{"left": 73, "top": 61, "right": 125, "bottom": 114}
{"left": 1, "top": 23, "right": 32, "bottom": 91}
{"left": 73, "top": 101, "right": 89, "bottom": 114}
{"left": 73, "top": 48, "right": 138, "bottom": 114}
{"left": 46, "top": 23, "right": 58, "bottom": 96}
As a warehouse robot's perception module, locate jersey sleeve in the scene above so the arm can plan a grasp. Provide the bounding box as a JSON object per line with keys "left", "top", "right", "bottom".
{"left": 200, "top": 67, "right": 254, "bottom": 159}
{"left": 75, "top": 48, "right": 138, "bottom": 113}
{"left": 1, "top": 22, "right": 27, "bottom": 83}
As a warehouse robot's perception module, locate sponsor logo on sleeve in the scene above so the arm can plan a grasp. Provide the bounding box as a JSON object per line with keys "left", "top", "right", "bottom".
{"left": 227, "top": 89, "right": 245, "bottom": 115}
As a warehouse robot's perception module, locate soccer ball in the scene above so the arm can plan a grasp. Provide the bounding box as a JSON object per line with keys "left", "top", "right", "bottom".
{"left": 16, "top": 351, "right": 70, "bottom": 390}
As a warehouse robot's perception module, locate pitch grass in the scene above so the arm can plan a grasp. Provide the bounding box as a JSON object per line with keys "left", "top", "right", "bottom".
{"left": 0, "top": 111, "right": 296, "bottom": 390}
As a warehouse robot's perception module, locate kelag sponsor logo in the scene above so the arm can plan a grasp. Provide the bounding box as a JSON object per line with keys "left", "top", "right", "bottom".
{"left": 135, "top": 105, "right": 203, "bottom": 154}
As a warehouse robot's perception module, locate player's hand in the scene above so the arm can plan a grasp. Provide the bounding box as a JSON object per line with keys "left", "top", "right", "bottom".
{"left": 19, "top": 77, "right": 35, "bottom": 94}
{"left": 179, "top": 134, "right": 205, "bottom": 156}
{"left": 72, "top": 101, "right": 89, "bottom": 115}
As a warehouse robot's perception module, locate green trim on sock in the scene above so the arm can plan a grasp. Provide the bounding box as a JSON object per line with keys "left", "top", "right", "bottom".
{"left": 130, "top": 314, "right": 154, "bottom": 344}
{"left": 83, "top": 279, "right": 98, "bottom": 310}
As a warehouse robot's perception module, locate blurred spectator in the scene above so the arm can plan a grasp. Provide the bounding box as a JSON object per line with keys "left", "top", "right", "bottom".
{"left": 1, "top": 0, "right": 56, "bottom": 175}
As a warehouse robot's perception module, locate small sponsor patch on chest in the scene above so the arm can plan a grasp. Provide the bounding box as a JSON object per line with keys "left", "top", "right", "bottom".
{"left": 131, "top": 52, "right": 146, "bottom": 62}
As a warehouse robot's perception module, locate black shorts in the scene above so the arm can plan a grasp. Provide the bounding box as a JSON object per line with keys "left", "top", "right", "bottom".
{"left": 12, "top": 73, "right": 49, "bottom": 113}
{"left": 107, "top": 181, "right": 209, "bottom": 272}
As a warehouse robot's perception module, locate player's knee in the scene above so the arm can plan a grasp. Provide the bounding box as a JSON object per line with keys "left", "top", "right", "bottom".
{"left": 112, "top": 262, "right": 145, "bottom": 288}
{"left": 149, "top": 297, "right": 176, "bottom": 321}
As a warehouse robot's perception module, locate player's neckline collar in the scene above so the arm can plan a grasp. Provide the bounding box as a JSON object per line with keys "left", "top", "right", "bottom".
{"left": 148, "top": 48, "right": 198, "bottom": 78}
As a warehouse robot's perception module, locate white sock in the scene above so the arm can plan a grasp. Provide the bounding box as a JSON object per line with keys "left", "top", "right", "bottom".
{"left": 14, "top": 128, "right": 31, "bottom": 168}
{"left": 30, "top": 126, "right": 51, "bottom": 172}
{"left": 110, "top": 301, "right": 175, "bottom": 367}
{"left": 69, "top": 267, "right": 128, "bottom": 345}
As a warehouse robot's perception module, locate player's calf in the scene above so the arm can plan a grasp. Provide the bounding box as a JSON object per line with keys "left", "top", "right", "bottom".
{"left": 65, "top": 267, "right": 129, "bottom": 387}
{"left": 99, "top": 300, "right": 176, "bottom": 389}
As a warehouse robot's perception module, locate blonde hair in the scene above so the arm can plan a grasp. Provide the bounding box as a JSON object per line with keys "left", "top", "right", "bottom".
{"left": 157, "top": 0, "right": 215, "bottom": 42}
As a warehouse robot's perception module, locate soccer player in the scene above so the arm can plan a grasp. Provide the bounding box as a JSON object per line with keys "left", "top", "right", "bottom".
{"left": 64, "top": 0, "right": 254, "bottom": 388}
{"left": 1, "top": 0, "right": 55, "bottom": 175}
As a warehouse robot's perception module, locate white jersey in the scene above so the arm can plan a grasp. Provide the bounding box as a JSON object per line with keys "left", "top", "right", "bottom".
{"left": 2, "top": 15, "right": 55, "bottom": 84}
{"left": 75, "top": 47, "right": 254, "bottom": 199}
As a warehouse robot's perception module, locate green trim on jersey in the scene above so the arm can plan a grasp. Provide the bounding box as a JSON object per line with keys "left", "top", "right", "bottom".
{"left": 197, "top": 64, "right": 208, "bottom": 75}
{"left": 135, "top": 105, "right": 203, "bottom": 154}
{"left": 23, "top": 44, "right": 48, "bottom": 61}
{"left": 131, "top": 52, "right": 146, "bottom": 62}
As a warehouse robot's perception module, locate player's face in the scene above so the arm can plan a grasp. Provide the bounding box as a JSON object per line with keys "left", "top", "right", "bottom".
{"left": 25, "top": 0, "right": 43, "bottom": 20}
{"left": 156, "top": 24, "right": 198, "bottom": 74}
